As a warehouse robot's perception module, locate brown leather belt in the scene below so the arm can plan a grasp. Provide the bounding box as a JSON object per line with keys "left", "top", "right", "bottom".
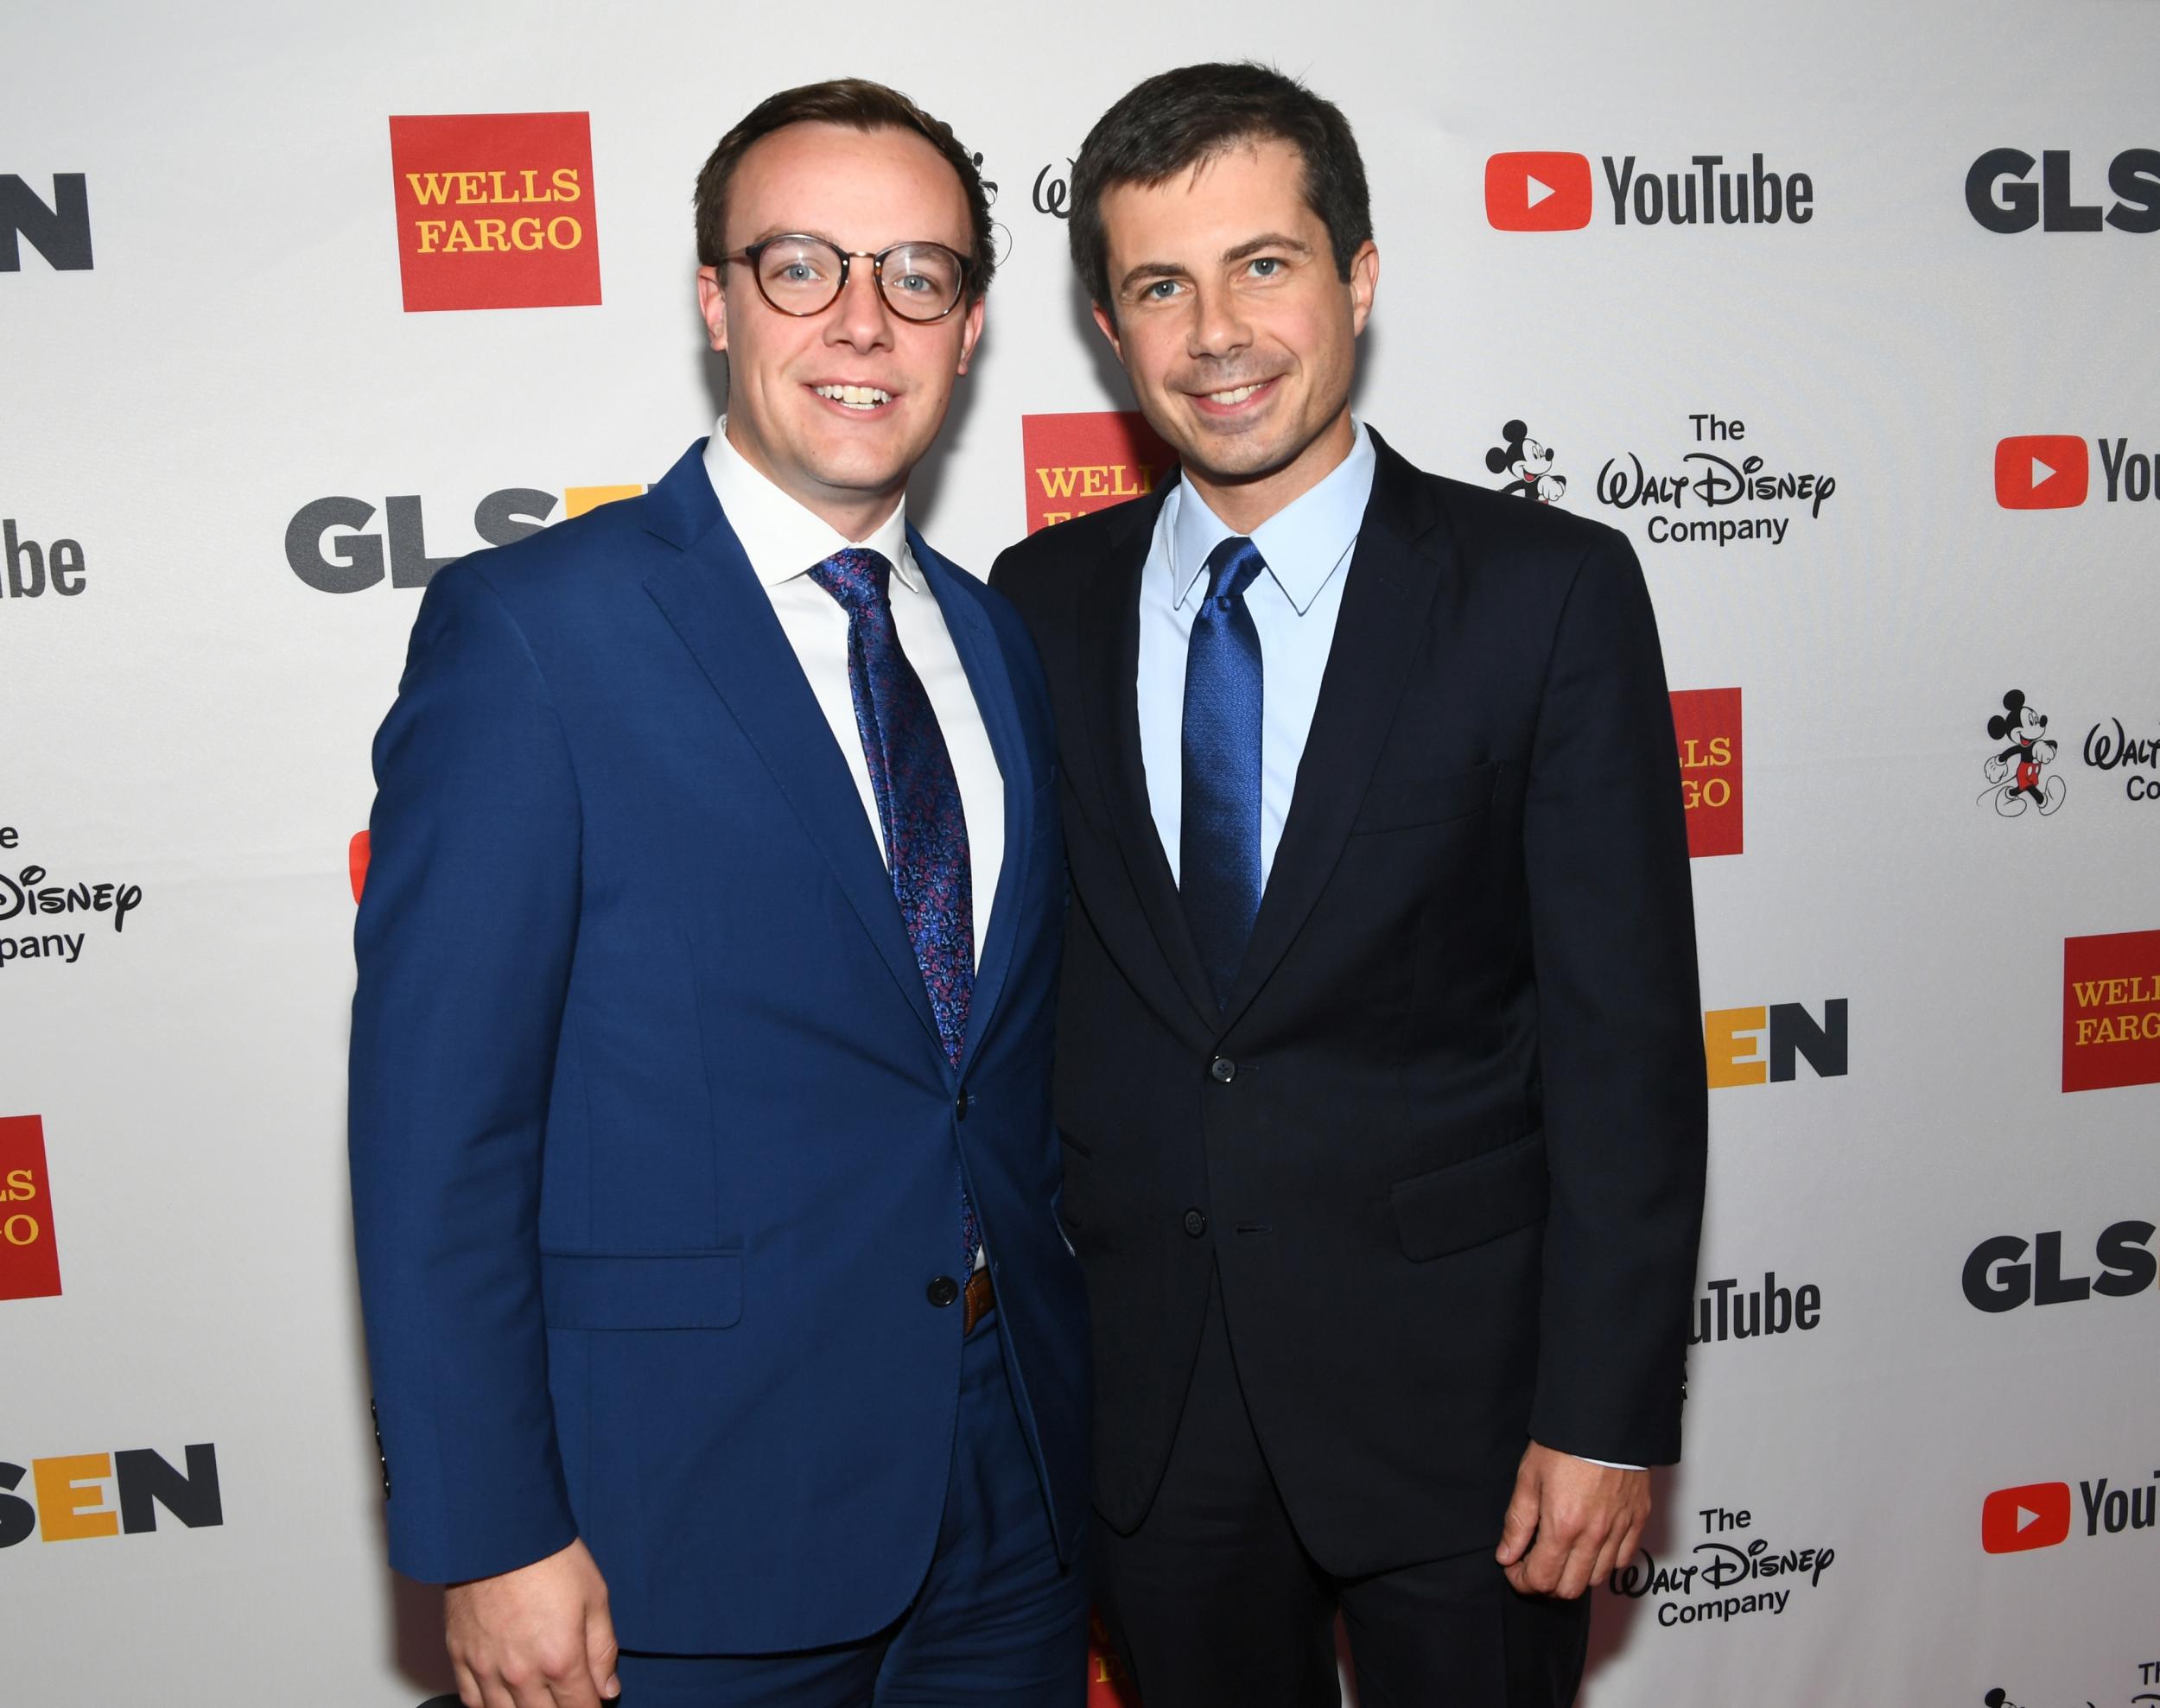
{"left": 962, "top": 1265, "right": 995, "bottom": 1335}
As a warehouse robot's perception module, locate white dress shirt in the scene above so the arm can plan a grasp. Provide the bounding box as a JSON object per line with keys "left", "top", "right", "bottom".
{"left": 1137, "top": 420, "right": 1375, "bottom": 886}
{"left": 703, "top": 420, "right": 1004, "bottom": 968}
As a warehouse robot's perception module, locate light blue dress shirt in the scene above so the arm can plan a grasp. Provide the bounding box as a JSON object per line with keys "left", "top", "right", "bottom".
{"left": 1137, "top": 421, "right": 1376, "bottom": 886}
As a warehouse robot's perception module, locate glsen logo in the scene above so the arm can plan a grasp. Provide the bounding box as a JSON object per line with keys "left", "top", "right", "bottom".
{"left": 1960, "top": 1222, "right": 2156, "bottom": 1311}
{"left": 286, "top": 481, "right": 640, "bottom": 592}
{"left": 1483, "top": 419, "right": 1566, "bottom": 503}
{"left": 1020, "top": 412, "right": 1176, "bottom": 534}
{"left": 0, "top": 1443, "right": 222, "bottom": 1546}
{"left": 1598, "top": 413, "right": 1836, "bottom": 548}
{"left": 387, "top": 113, "right": 600, "bottom": 312}
{"left": 1, "top": 174, "right": 92, "bottom": 271}
{"left": 1484, "top": 153, "right": 1593, "bottom": 232}
{"left": 1691, "top": 1272, "right": 1820, "bottom": 1345}
{"left": 1995, "top": 435, "right": 2089, "bottom": 508}
{"left": 1966, "top": 149, "right": 2160, "bottom": 233}
{"left": 1979, "top": 1471, "right": 2157, "bottom": 1557}
{"left": 1982, "top": 1483, "right": 2073, "bottom": 1554}
{"left": 0, "top": 822, "right": 144, "bottom": 972}
{"left": 1980, "top": 689, "right": 2067, "bottom": 816}
{"left": 2063, "top": 929, "right": 2160, "bottom": 1092}
{"left": 1671, "top": 689, "right": 1743, "bottom": 857}
{"left": 3, "top": 517, "right": 88, "bottom": 601}
{"left": 1487, "top": 152, "right": 1812, "bottom": 231}
{"left": 0, "top": 1115, "right": 60, "bottom": 1303}
{"left": 1703, "top": 1000, "right": 1846, "bottom": 1088}
{"left": 1607, "top": 1502, "right": 1835, "bottom": 1631}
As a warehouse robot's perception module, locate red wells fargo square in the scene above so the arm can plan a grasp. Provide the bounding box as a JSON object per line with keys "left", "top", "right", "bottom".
{"left": 388, "top": 112, "right": 601, "bottom": 313}
{"left": 2062, "top": 928, "right": 2160, "bottom": 1093}
{"left": 1021, "top": 412, "right": 1177, "bottom": 536}
{"left": 0, "top": 1114, "right": 62, "bottom": 1301}
{"left": 1670, "top": 688, "right": 1744, "bottom": 858}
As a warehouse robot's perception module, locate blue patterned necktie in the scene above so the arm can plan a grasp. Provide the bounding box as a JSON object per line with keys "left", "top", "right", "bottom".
{"left": 806, "top": 547, "right": 978, "bottom": 1267}
{"left": 1181, "top": 536, "right": 1267, "bottom": 1006}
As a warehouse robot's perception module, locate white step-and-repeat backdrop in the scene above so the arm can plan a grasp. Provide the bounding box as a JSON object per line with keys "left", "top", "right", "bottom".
{"left": 4, "top": 2, "right": 2155, "bottom": 1703}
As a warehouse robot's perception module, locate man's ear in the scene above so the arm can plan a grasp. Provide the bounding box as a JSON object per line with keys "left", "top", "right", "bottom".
{"left": 696, "top": 266, "right": 727, "bottom": 353}
{"left": 1347, "top": 240, "right": 1379, "bottom": 339}
{"left": 956, "top": 293, "right": 987, "bottom": 377}
{"left": 1090, "top": 302, "right": 1123, "bottom": 363}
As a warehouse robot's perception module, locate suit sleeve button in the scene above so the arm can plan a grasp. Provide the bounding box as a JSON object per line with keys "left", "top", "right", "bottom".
{"left": 1209, "top": 1057, "right": 1236, "bottom": 1083}
{"left": 1182, "top": 1209, "right": 1208, "bottom": 1238}
{"left": 927, "top": 1275, "right": 961, "bottom": 1308}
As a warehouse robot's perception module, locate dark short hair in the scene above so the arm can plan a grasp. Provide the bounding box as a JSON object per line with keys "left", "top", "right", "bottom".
{"left": 694, "top": 78, "right": 995, "bottom": 297}
{"left": 1069, "top": 62, "right": 1371, "bottom": 313}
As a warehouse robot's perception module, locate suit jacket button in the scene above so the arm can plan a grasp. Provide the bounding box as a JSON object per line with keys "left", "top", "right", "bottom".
{"left": 954, "top": 1089, "right": 970, "bottom": 1121}
{"left": 1182, "top": 1209, "right": 1208, "bottom": 1238}
{"left": 1209, "top": 1057, "right": 1236, "bottom": 1083}
{"left": 926, "top": 1275, "right": 961, "bottom": 1308}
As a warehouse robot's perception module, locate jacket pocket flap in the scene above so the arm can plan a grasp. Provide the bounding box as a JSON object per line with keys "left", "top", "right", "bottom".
{"left": 1389, "top": 1131, "right": 1548, "bottom": 1261}
{"left": 542, "top": 1250, "right": 744, "bottom": 1330}
{"left": 1353, "top": 762, "right": 1499, "bottom": 833}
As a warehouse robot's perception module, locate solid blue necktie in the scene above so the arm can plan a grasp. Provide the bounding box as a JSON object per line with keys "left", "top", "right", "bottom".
{"left": 1180, "top": 536, "right": 1267, "bottom": 1006}
{"left": 806, "top": 547, "right": 978, "bottom": 1267}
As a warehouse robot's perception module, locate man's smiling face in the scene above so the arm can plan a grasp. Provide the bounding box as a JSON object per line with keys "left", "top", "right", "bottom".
{"left": 1093, "top": 137, "right": 1375, "bottom": 529}
{"left": 697, "top": 121, "right": 983, "bottom": 536}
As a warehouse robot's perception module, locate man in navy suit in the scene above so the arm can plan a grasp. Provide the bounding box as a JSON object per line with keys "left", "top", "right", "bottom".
{"left": 350, "top": 79, "right": 1089, "bottom": 1708}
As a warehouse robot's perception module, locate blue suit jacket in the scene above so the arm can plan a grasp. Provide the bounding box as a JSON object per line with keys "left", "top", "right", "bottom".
{"left": 349, "top": 441, "right": 1087, "bottom": 1654}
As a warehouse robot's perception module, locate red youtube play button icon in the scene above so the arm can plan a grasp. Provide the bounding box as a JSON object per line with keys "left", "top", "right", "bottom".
{"left": 1994, "top": 435, "right": 2089, "bottom": 508}
{"left": 1980, "top": 1481, "right": 2072, "bottom": 1553}
{"left": 1486, "top": 152, "right": 1594, "bottom": 232}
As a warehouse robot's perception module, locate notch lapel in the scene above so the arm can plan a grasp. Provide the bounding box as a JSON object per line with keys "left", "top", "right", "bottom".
{"left": 1074, "top": 492, "right": 1223, "bottom": 1038}
{"left": 1219, "top": 435, "right": 1453, "bottom": 1030}
{"left": 639, "top": 447, "right": 943, "bottom": 1061}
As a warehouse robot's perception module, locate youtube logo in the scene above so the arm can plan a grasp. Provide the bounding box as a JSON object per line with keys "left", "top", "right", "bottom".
{"left": 1995, "top": 435, "right": 2089, "bottom": 509}
{"left": 1981, "top": 1482, "right": 2072, "bottom": 1553}
{"left": 1486, "top": 152, "right": 1593, "bottom": 232}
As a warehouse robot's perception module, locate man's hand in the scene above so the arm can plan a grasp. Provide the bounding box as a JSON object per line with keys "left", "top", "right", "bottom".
{"left": 1494, "top": 1442, "right": 1650, "bottom": 1599}
{"left": 444, "top": 1538, "right": 620, "bottom": 1708}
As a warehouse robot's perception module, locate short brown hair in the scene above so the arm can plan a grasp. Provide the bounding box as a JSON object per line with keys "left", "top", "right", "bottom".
{"left": 1069, "top": 62, "right": 1371, "bottom": 312}
{"left": 694, "top": 78, "right": 995, "bottom": 297}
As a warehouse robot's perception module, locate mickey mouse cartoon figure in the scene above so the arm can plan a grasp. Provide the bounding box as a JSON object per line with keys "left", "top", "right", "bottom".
{"left": 1982, "top": 689, "right": 2065, "bottom": 816}
{"left": 1485, "top": 420, "right": 1561, "bottom": 502}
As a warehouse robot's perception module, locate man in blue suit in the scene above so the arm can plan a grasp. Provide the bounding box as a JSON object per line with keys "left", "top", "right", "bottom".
{"left": 350, "top": 79, "right": 1089, "bottom": 1708}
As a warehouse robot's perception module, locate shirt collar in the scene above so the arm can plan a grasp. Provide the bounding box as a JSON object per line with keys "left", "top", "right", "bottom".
{"left": 1166, "top": 419, "right": 1375, "bottom": 616}
{"left": 703, "top": 416, "right": 920, "bottom": 592}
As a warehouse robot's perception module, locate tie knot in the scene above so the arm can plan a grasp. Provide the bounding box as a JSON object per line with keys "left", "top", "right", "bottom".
{"left": 807, "top": 546, "right": 893, "bottom": 615}
{"left": 1202, "top": 536, "right": 1266, "bottom": 606}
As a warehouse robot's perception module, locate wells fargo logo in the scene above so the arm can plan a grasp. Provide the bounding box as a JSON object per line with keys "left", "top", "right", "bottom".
{"left": 0, "top": 1441, "right": 222, "bottom": 1546}
{"left": 388, "top": 112, "right": 600, "bottom": 313}
{"left": 2063, "top": 928, "right": 2160, "bottom": 1093}
{"left": 1704, "top": 1000, "right": 1847, "bottom": 1089}
{"left": 1021, "top": 411, "right": 1175, "bottom": 534}
{"left": 1671, "top": 688, "right": 1742, "bottom": 857}
{"left": 0, "top": 1115, "right": 60, "bottom": 1302}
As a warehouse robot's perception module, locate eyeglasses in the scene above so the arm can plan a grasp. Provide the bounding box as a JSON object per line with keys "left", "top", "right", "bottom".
{"left": 722, "top": 234, "right": 973, "bottom": 323}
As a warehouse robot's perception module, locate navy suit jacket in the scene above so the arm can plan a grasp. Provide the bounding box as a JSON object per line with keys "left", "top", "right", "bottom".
{"left": 349, "top": 441, "right": 1087, "bottom": 1654}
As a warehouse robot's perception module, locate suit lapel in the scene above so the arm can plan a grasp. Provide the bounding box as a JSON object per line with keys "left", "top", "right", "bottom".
{"left": 1075, "top": 487, "right": 1224, "bottom": 1037}
{"left": 1219, "top": 433, "right": 1452, "bottom": 1029}
{"left": 909, "top": 526, "right": 1029, "bottom": 1076}
{"left": 639, "top": 444, "right": 943, "bottom": 1060}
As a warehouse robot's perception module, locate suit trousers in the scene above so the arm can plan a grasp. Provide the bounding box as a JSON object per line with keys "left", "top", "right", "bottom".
{"left": 1092, "top": 1276, "right": 1590, "bottom": 1708}
{"left": 613, "top": 1307, "right": 1088, "bottom": 1706}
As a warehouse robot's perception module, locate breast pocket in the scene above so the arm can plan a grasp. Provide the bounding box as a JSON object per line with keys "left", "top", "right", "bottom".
{"left": 1351, "top": 762, "right": 1499, "bottom": 835}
